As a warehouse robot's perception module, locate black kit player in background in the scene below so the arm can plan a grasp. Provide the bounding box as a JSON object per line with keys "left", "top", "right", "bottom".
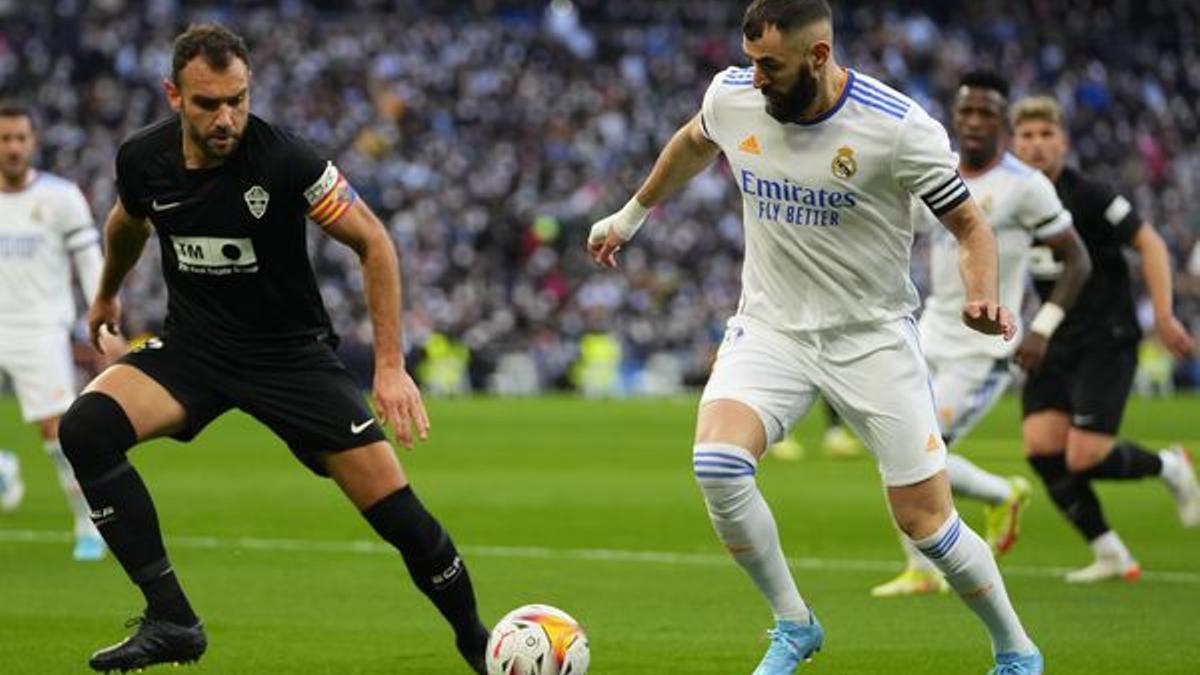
{"left": 58, "top": 24, "right": 490, "bottom": 673}
{"left": 1010, "top": 96, "right": 1200, "bottom": 584}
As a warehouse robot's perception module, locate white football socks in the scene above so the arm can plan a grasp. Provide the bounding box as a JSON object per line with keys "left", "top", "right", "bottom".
{"left": 693, "top": 442, "right": 811, "bottom": 625}
{"left": 947, "top": 453, "right": 1013, "bottom": 505}
{"left": 45, "top": 439, "right": 98, "bottom": 536}
{"left": 900, "top": 532, "right": 938, "bottom": 572}
{"left": 1090, "top": 530, "right": 1134, "bottom": 563}
{"left": 911, "top": 512, "right": 1034, "bottom": 656}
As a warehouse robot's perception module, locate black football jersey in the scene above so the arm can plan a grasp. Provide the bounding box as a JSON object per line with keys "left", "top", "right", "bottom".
{"left": 116, "top": 115, "right": 340, "bottom": 350}
{"left": 1030, "top": 165, "right": 1142, "bottom": 342}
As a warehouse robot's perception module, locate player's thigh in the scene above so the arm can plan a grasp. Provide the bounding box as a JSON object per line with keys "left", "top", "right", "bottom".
{"left": 232, "top": 346, "right": 389, "bottom": 477}
{"left": 324, "top": 440, "right": 409, "bottom": 510}
{"left": 1022, "top": 411, "right": 1070, "bottom": 456}
{"left": 698, "top": 317, "right": 819, "bottom": 457}
{"left": 102, "top": 339, "right": 231, "bottom": 442}
{"left": 84, "top": 365, "right": 190, "bottom": 441}
{"left": 929, "top": 355, "right": 1011, "bottom": 447}
{"left": 0, "top": 330, "right": 75, "bottom": 425}
{"left": 821, "top": 319, "right": 945, "bottom": 487}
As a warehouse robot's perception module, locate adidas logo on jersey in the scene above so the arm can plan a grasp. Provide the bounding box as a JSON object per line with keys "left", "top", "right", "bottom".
{"left": 738, "top": 135, "right": 761, "bottom": 155}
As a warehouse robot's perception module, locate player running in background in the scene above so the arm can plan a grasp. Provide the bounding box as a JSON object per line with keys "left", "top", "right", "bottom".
{"left": 871, "top": 71, "right": 1092, "bottom": 597}
{"left": 588, "top": 2, "right": 1041, "bottom": 673}
{"left": 58, "top": 25, "right": 489, "bottom": 672}
{"left": 0, "top": 102, "right": 117, "bottom": 561}
{"left": 1011, "top": 96, "right": 1200, "bottom": 583}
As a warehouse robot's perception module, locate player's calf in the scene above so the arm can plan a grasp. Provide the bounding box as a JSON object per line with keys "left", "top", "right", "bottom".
{"left": 362, "top": 486, "right": 488, "bottom": 673}
{"left": 88, "top": 615, "right": 206, "bottom": 673}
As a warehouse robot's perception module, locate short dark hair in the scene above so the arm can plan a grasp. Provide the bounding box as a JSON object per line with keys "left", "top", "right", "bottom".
{"left": 743, "top": 0, "right": 832, "bottom": 40}
{"left": 171, "top": 23, "right": 251, "bottom": 85}
{"left": 0, "top": 101, "right": 34, "bottom": 125}
{"left": 959, "top": 70, "right": 1010, "bottom": 99}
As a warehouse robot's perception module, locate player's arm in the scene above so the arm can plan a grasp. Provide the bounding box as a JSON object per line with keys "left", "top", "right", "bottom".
{"left": 319, "top": 195, "right": 430, "bottom": 449}
{"left": 1131, "top": 222, "right": 1196, "bottom": 358}
{"left": 1014, "top": 227, "right": 1090, "bottom": 371}
{"left": 938, "top": 200, "right": 1016, "bottom": 339}
{"left": 87, "top": 199, "right": 151, "bottom": 352}
{"left": 587, "top": 112, "right": 720, "bottom": 268}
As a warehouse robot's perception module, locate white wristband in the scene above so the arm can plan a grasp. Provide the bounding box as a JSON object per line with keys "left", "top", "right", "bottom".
{"left": 1029, "top": 302, "right": 1065, "bottom": 337}
{"left": 609, "top": 197, "right": 650, "bottom": 240}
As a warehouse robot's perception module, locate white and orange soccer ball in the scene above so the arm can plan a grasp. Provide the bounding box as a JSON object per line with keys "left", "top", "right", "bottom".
{"left": 485, "top": 604, "right": 590, "bottom": 675}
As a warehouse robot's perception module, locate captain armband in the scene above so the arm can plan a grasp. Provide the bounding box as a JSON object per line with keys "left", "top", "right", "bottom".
{"left": 304, "top": 162, "right": 358, "bottom": 227}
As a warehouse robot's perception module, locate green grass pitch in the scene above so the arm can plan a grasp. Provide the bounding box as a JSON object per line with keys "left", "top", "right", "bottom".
{"left": 1, "top": 394, "right": 1198, "bottom": 674}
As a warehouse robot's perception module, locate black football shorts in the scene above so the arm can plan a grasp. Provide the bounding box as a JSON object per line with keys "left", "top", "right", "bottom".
{"left": 1021, "top": 329, "right": 1138, "bottom": 435}
{"left": 118, "top": 334, "right": 388, "bottom": 476}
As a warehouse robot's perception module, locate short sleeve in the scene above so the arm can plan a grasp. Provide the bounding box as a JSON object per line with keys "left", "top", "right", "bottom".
{"left": 1023, "top": 171, "right": 1073, "bottom": 242}
{"left": 699, "top": 71, "right": 723, "bottom": 145}
{"left": 275, "top": 130, "right": 358, "bottom": 226}
{"left": 1093, "top": 185, "right": 1141, "bottom": 245}
{"left": 909, "top": 196, "right": 937, "bottom": 235}
{"left": 893, "top": 109, "right": 969, "bottom": 217}
{"left": 57, "top": 183, "right": 100, "bottom": 253}
{"left": 115, "top": 142, "right": 147, "bottom": 219}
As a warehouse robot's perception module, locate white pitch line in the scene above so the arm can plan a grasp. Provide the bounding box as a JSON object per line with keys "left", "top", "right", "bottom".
{"left": 2, "top": 528, "right": 1198, "bottom": 584}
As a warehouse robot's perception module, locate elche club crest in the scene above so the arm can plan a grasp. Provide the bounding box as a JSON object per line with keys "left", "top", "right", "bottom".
{"left": 831, "top": 145, "right": 857, "bottom": 179}
{"left": 244, "top": 185, "right": 269, "bottom": 219}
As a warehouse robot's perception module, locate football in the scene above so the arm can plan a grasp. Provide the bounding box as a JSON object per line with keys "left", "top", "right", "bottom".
{"left": 485, "top": 604, "right": 590, "bottom": 675}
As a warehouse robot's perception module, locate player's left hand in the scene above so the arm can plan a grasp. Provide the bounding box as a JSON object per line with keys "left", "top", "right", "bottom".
{"left": 1014, "top": 332, "right": 1049, "bottom": 372}
{"left": 1156, "top": 314, "right": 1196, "bottom": 359}
{"left": 961, "top": 300, "right": 1016, "bottom": 341}
{"left": 373, "top": 364, "right": 430, "bottom": 450}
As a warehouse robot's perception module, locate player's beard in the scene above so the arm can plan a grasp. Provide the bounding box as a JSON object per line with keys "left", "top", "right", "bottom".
{"left": 0, "top": 156, "right": 28, "bottom": 187}
{"left": 763, "top": 65, "right": 819, "bottom": 123}
{"left": 185, "top": 120, "right": 243, "bottom": 162}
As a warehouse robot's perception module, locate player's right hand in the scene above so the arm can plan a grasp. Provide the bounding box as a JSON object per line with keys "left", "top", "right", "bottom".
{"left": 87, "top": 296, "right": 123, "bottom": 354}
{"left": 586, "top": 198, "right": 649, "bottom": 268}
{"left": 1014, "top": 332, "right": 1049, "bottom": 372}
{"left": 586, "top": 215, "right": 629, "bottom": 269}
{"left": 961, "top": 300, "right": 1016, "bottom": 340}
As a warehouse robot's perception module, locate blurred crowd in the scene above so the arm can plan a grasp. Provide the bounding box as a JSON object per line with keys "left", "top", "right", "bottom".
{"left": 3, "top": 0, "right": 1199, "bottom": 391}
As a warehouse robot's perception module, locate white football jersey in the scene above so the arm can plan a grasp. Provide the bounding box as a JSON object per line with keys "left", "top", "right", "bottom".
{"left": 918, "top": 153, "right": 1072, "bottom": 358}
{"left": 700, "top": 67, "right": 969, "bottom": 332}
{"left": 0, "top": 172, "right": 99, "bottom": 331}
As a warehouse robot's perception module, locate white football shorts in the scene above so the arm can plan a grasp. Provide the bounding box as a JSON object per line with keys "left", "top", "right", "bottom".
{"left": 700, "top": 314, "right": 946, "bottom": 486}
{"left": 925, "top": 351, "right": 1013, "bottom": 448}
{"left": 0, "top": 329, "right": 76, "bottom": 422}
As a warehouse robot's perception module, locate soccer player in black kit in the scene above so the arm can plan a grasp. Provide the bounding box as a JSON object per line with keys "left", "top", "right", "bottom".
{"left": 1010, "top": 96, "right": 1200, "bottom": 583}
{"left": 58, "top": 25, "right": 490, "bottom": 672}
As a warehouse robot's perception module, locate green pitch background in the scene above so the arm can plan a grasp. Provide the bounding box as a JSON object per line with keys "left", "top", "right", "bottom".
{"left": 1, "top": 395, "right": 1197, "bottom": 674}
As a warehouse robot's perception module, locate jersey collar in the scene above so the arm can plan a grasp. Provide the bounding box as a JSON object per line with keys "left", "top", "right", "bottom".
{"left": 794, "top": 69, "right": 853, "bottom": 127}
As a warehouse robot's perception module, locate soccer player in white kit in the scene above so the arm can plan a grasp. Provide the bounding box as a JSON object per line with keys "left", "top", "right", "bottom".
{"left": 871, "top": 72, "right": 1093, "bottom": 597}
{"left": 587, "top": 3, "right": 1042, "bottom": 674}
{"left": 0, "top": 102, "right": 110, "bottom": 560}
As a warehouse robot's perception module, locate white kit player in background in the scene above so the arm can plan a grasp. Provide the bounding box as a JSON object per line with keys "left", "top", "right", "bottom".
{"left": 587, "top": 2, "right": 1042, "bottom": 674}
{"left": 0, "top": 102, "right": 121, "bottom": 560}
{"left": 871, "top": 72, "right": 1093, "bottom": 598}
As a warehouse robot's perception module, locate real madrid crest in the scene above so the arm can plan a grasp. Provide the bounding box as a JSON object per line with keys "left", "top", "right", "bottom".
{"left": 831, "top": 145, "right": 857, "bottom": 180}
{"left": 244, "top": 185, "right": 269, "bottom": 219}
{"left": 980, "top": 194, "right": 994, "bottom": 216}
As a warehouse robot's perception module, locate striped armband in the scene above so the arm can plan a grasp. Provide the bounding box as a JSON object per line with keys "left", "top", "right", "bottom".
{"left": 921, "top": 172, "right": 970, "bottom": 217}
{"left": 304, "top": 162, "right": 358, "bottom": 227}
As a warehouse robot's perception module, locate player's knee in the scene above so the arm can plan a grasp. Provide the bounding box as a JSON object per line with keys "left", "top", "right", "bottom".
{"left": 1065, "top": 435, "right": 1111, "bottom": 472}
{"left": 692, "top": 443, "right": 757, "bottom": 509}
{"left": 59, "top": 392, "right": 137, "bottom": 483}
